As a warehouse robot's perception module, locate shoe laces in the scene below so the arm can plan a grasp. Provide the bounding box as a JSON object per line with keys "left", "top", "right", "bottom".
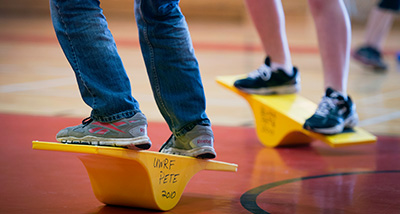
{"left": 82, "top": 117, "right": 94, "bottom": 127}
{"left": 248, "top": 64, "right": 272, "bottom": 81}
{"left": 315, "top": 96, "right": 340, "bottom": 117}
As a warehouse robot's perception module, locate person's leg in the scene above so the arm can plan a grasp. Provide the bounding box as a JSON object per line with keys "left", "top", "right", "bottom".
{"left": 233, "top": 0, "right": 300, "bottom": 95}
{"left": 352, "top": 0, "right": 400, "bottom": 70}
{"left": 50, "top": 0, "right": 150, "bottom": 149}
{"left": 364, "top": 7, "right": 394, "bottom": 49}
{"left": 244, "top": 0, "right": 292, "bottom": 71}
{"left": 135, "top": 0, "right": 215, "bottom": 158}
{"left": 304, "top": 0, "right": 358, "bottom": 134}
{"left": 372, "top": 0, "right": 400, "bottom": 48}
{"left": 50, "top": 0, "right": 140, "bottom": 121}
{"left": 308, "top": 0, "right": 351, "bottom": 95}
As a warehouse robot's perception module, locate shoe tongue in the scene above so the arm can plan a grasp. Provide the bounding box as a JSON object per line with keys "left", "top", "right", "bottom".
{"left": 264, "top": 57, "right": 271, "bottom": 67}
{"left": 326, "top": 88, "right": 344, "bottom": 100}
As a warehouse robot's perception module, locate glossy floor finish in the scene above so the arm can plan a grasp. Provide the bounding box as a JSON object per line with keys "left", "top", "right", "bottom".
{"left": 1, "top": 113, "right": 399, "bottom": 214}
{"left": 1, "top": 13, "right": 400, "bottom": 214}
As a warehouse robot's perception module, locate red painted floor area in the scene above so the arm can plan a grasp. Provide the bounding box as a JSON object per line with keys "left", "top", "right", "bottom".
{"left": 1, "top": 113, "right": 399, "bottom": 214}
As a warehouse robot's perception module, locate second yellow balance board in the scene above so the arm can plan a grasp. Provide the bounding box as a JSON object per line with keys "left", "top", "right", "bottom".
{"left": 32, "top": 141, "right": 237, "bottom": 211}
{"left": 216, "top": 75, "right": 376, "bottom": 148}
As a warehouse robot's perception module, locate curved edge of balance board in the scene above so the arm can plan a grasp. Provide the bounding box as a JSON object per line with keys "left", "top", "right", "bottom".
{"left": 32, "top": 141, "right": 238, "bottom": 211}
{"left": 78, "top": 154, "right": 162, "bottom": 210}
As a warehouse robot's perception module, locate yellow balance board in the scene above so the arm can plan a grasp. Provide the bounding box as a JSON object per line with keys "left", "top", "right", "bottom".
{"left": 216, "top": 75, "right": 376, "bottom": 148}
{"left": 32, "top": 141, "right": 237, "bottom": 211}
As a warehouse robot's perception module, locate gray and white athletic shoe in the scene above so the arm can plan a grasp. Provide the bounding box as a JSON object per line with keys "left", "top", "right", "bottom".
{"left": 159, "top": 125, "right": 216, "bottom": 159}
{"left": 56, "top": 112, "right": 151, "bottom": 150}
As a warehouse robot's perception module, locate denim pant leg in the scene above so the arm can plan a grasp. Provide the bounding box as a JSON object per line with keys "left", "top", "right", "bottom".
{"left": 50, "top": 0, "right": 141, "bottom": 122}
{"left": 134, "top": 0, "right": 211, "bottom": 137}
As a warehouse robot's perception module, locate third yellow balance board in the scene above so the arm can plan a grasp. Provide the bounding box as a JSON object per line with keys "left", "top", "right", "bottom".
{"left": 216, "top": 75, "right": 376, "bottom": 148}
{"left": 32, "top": 141, "right": 237, "bottom": 211}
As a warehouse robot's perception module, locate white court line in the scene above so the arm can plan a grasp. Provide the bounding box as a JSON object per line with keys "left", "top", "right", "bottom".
{"left": 358, "top": 111, "right": 400, "bottom": 127}
{"left": 0, "top": 77, "right": 75, "bottom": 93}
{"left": 356, "top": 90, "right": 400, "bottom": 105}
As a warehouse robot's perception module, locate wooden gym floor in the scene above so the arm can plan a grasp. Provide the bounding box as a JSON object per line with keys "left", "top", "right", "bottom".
{"left": 0, "top": 11, "right": 399, "bottom": 213}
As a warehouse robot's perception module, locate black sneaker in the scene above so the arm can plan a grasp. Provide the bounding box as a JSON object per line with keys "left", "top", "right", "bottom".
{"left": 352, "top": 46, "right": 387, "bottom": 70}
{"left": 233, "top": 57, "right": 300, "bottom": 94}
{"left": 303, "top": 88, "right": 359, "bottom": 135}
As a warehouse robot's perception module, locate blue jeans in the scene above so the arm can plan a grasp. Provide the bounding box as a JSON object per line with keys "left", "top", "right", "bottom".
{"left": 50, "top": 0, "right": 210, "bottom": 137}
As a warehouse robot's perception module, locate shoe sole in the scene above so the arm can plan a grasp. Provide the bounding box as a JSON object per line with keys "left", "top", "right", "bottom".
{"left": 160, "top": 146, "right": 216, "bottom": 159}
{"left": 57, "top": 136, "right": 151, "bottom": 150}
{"left": 236, "top": 84, "right": 300, "bottom": 95}
{"left": 304, "top": 113, "right": 359, "bottom": 135}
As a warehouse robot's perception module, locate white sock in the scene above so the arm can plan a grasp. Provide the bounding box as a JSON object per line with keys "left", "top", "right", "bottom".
{"left": 330, "top": 88, "right": 348, "bottom": 99}
{"left": 270, "top": 61, "right": 294, "bottom": 76}
{"left": 337, "top": 91, "right": 348, "bottom": 100}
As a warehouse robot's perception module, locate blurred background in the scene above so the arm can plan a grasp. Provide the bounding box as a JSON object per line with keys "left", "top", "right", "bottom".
{"left": 1, "top": 0, "right": 399, "bottom": 22}
{"left": 0, "top": 0, "right": 399, "bottom": 135}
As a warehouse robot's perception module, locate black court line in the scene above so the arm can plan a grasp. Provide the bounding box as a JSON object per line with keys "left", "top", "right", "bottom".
{"left": 240, "top": 170, "right": 400, "bottom": 214}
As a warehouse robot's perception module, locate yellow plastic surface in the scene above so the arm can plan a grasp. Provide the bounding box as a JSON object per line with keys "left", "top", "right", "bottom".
{"left": 32, "top": 141, "right": 237, "bottom": 211}
{"left": 216, "top": 75, "right": 377, "bottom": 148}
